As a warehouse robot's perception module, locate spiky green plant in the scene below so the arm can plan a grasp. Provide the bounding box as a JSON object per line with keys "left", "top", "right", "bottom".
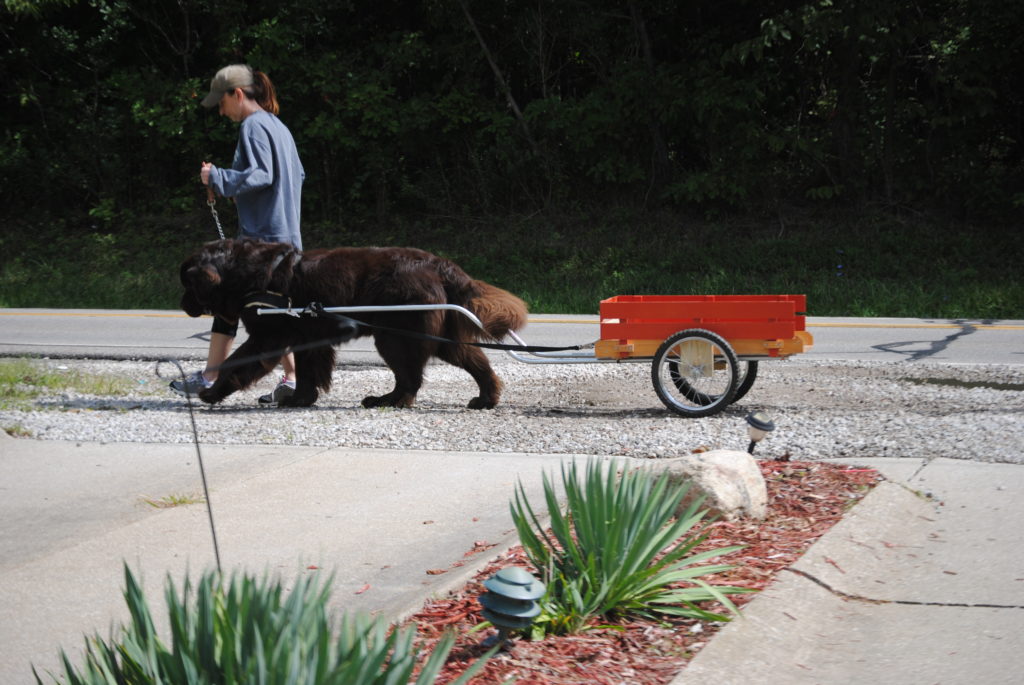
{"left": 35, "top": 565, "right": 488, "bottom": 684}
{"left": 511, "top": 459, "right": 754, "bottom": 636}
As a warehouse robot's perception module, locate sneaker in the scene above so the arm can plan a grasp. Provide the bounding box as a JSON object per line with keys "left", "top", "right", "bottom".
{"left": 258, "top": 377, "right": 296, "bottom": 406}
{"left": 169, "top": 370, "right": 213, "bottom": 396}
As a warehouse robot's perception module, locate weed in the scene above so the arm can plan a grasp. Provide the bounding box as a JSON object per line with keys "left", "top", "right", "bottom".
{"left": 3, "top": 423, "right": 32, "bottom": 438}
{"left": 139, "top": 493, "right": 205, "bottom": 509}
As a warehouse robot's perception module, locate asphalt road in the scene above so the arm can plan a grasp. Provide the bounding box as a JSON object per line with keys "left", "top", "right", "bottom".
{"left": 0, "top": 308, "right": 1022, "bottom": 366}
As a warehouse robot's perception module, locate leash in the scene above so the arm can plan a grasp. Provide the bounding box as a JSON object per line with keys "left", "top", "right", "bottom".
{"left": 300, "top": 301, "right": 585, "bottom": 353}
{"left": 156, "top": 359, "right": 222, "bottom": 572}
{"left": 206, "top": 186, "right": 226, "bottom": 240}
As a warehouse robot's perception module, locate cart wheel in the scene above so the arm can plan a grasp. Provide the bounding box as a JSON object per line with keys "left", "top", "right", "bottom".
{"left": 653, "top": 329, "right": 739, "bottom": 417}
{"left": 669, "top": 359, "right": 759, "bottom": 405}
{"left": 732, "top": 360, "right": 758, "bottom": 403}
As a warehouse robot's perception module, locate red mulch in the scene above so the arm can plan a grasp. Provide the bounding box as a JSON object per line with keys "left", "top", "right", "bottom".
{"left": 405, "top": 460, "right": 881, "bottom": 684}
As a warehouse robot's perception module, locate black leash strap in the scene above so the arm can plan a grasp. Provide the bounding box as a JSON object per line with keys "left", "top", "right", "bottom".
{"left": 302, "top": 301, "right": 586, "bottom": 353}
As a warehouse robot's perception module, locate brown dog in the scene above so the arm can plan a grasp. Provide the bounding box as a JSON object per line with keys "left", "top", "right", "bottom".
{"left": 179, "top": 238, "right": 528, "bottom": 408}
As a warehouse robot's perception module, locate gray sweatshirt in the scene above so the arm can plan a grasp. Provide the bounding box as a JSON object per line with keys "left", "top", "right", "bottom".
{"left": 208, "top": 111, "right": 304, "bottom": 249}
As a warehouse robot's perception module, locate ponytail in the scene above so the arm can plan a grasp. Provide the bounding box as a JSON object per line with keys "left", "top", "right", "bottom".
{"left": 247, "top": 70, "right": 280, "bottom": 115}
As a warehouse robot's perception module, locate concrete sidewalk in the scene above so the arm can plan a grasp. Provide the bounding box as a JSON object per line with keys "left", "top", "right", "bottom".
{"left": 675, "top": 457, "right": 1024, "bottom": 685}
{"left": 0, "top": 433, "right": 575, "bottom": 684}
{"left": 3, "top": 433, "right": 1022, "bottom": 685}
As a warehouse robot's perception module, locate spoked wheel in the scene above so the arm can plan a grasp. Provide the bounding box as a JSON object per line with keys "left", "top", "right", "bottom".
{"left": 732, "top": 360, "right": 758, "bottom": 403}
{"left": 668, "top": 359, "right": 759, "bottom": 406}
{"left": 653, "top": 329, "right": 740, "bottom": 417}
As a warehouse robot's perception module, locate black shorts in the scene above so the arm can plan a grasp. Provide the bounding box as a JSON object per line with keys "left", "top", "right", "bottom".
{"left": 211, "top": 315, "right": 238, "bottom": 337}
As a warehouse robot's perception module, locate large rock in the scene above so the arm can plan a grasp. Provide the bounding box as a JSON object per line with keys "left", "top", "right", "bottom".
{"left": 654, "top": 450, "right": 767, "bottom": 521}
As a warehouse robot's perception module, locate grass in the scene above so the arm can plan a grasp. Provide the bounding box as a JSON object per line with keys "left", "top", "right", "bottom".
{"left": 139, "top": 493, "right": 205, "bottom": 509}
{"left": 3, "top": 422, "right": 32, "bottom": 437}
{"left": 0, "top": 208, "right": 1020, "bottom": 317}
{"left": 0, "top": 358, "right": 138, "bottom": 410}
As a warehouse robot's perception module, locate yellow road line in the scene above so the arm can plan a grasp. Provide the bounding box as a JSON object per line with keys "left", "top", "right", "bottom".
{"left": 530, "top": 319, "right": 1024, "bottom": 330}
{"left": 808, "top": 322, "right": 1024, "bottom": 330}
{"left": 2, "top": 311, "right": 1022, "bottom": 330}
{"left": 527, "top": 318, "right": 598, "bottom": 324}
{"left": 0, "top": 311, "right": 184, "bottom": 318}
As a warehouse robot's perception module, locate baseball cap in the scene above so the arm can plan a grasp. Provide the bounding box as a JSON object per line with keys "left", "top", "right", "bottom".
{"left": 200, "top": 65, "right": 254, "bottom": 108}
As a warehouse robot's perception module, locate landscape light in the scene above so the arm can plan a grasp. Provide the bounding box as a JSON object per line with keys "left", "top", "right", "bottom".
{"left": 746, "top": 412, "right": 776, "bottom": 454}
{"left": 479, "top": 567, "right": 545, "bottom": 648}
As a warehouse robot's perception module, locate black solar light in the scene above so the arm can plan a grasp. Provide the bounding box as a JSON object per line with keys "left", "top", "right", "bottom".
{"left": 479, "top": 567, "right": 545, "bottom": 648}
{"left": 746, "top": 412, "right": 776, "bottom": 454}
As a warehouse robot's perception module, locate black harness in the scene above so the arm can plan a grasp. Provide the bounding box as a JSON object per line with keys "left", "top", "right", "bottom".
{"left": 301, "top": 301, "right": 584, "bottom": 353}
{"left": 243, "top": 289, "right": 294, "bottom": 312}
{"left": 241, "top": 248, "right": 303, "bottom": 313}
{"left": 240, "top": 246, "right": 582, "bottom": 353}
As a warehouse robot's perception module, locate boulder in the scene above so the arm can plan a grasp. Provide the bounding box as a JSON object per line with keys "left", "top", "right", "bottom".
{"left": 654, "top": 450, "right": 767, "bottom": 521}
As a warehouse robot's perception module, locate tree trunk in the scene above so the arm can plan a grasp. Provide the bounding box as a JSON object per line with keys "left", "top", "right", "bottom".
{"left": 629, "top": 1, "right": 673, "bottom": 201}
{"left": 457, "top": 0, "right": 540, "bottom": 157}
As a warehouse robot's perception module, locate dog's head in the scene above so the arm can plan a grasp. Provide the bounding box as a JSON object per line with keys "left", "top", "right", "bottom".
{"left": 179, "top": 238, "right": 300, "bottom": 321}
{"left": 179, "top": 239, "right": 246, "bottom": 321}
{"left": 180, "top": 261, "right": 220, "bottom": 318}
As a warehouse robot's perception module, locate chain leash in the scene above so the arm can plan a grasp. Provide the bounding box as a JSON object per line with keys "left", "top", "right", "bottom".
{"left": 206, "top": 186, "right": 226, "bottom": 240}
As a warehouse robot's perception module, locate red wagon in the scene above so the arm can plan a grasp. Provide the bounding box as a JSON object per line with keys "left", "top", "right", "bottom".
{"left": 507, "top": 294, "right": 813, "bottom": 417}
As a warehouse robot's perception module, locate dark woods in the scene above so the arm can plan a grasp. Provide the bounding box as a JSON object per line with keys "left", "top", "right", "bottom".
{"left": 3, "top": 0, "right": 1022, "bottom": 225}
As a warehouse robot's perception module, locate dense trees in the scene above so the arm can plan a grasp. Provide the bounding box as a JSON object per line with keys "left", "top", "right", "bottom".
{"left": 2, "top": 0, "right": 1021, "bottom": 224}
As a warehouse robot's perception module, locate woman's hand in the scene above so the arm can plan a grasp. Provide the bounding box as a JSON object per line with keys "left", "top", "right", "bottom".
{"left": 200, "top": 161, "right": 213, "bottom": 186}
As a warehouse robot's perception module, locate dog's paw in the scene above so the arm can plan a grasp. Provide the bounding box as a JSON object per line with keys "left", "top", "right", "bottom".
{"left": 467, "top": 396, "right": 497, "bottom": 410}
{"left": 197, "top": 388, "right": 222, "bottom": 405}
{"left": 362, "top": 394, "right": 415, "bottom": 409}
{"left": 280, "top": 392, "right": 317, "bottom": 408}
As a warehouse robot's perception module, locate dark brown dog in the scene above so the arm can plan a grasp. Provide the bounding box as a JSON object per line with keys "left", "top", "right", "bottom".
{"left": 179, "top": 238, "right": 528, "bottom": 408}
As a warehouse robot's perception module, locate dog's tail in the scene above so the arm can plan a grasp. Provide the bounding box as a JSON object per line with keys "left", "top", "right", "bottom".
{"left": 463, "top": 281, "right": 529, "bottom": 341}
{"left": 435, "top": 255, "right": 527, "bottom": 341}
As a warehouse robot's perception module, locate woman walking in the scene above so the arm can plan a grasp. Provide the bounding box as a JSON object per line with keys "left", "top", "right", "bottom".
{"left": 170, "top": 64, "right": 304, "bottom": 405}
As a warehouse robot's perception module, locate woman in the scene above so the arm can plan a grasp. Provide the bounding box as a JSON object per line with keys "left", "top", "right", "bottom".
{"left": 170, "top": 64, "right": 304, "bottom": 406}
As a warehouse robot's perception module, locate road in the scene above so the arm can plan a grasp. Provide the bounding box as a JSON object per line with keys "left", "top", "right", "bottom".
{"left": 0, "top": 308, "right": 1021, "bottom": 365}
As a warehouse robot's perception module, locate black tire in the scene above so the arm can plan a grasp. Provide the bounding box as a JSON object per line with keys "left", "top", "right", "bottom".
{"left": 731, "top": 360, "right": 758, "bottom": 403}
{"left": 652, "top": 329, "right": 739, "bottom": 417}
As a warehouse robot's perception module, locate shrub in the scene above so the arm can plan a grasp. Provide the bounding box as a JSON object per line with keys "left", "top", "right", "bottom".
{"left": 511, "top": 459, "right": 753, "bottom": 636}
{"left": 36, "top": 565, "right": 487, "bottom": 685}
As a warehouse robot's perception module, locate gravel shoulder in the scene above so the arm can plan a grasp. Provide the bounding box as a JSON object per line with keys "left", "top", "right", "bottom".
{"left": 2, "top": 357, "right": 1022, "bottom": 463}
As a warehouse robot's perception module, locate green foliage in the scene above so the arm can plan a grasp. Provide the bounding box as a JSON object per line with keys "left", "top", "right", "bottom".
{"left": 0, "top": 215, "right": 192, "bottom": 309}
{"left": 2, "top": 2, "right": 1022, "bottom": 317}
{"left": 511, "top": 459, "right": 752, "bottom": 637}
{"left": 3, "top": 0, "right": 75, "bottom": 16}
{"left": 36, "top": 566, "right": 489, "bottom": 685}
{"left": 2, "top": 0, "right": 1022, "bottom": 221}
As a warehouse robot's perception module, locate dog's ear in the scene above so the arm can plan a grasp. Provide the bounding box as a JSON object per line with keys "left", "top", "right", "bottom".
{"left": 186, "top": 264, "right": 220, "bottom": 288}
{"left": 180, "top": 264, "right": 221, "bottom": 317}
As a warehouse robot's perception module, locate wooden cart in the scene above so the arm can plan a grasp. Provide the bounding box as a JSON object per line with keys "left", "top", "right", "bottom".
{"left": 506, "top": 294, "right": 813, "bottom": 417}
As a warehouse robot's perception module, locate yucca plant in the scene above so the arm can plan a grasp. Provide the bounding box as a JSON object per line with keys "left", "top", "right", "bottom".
{"left": 35, "top": 565, "right": 488, "bottom": 685}
{"left": 511, "top": 459, "right": 754, "bottom": 637}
